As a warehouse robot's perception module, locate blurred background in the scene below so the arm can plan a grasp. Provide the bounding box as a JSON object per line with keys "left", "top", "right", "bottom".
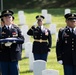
{"left": 0, "top": 0, "right": 76, "bottom": 9}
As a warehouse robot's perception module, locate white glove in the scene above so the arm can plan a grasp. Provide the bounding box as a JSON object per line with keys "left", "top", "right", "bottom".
{"left": 58, "top": 60, "right": 63, "bottom": 64}
{"left": 5, "top": 42, "right": 12, "bottom": 47}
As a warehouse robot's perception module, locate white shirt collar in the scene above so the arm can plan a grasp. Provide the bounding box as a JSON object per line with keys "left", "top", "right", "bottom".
{"left": 41, "top": 25, "right": 43, "bottom": 30}
{"left": 6, "top": 24, "right": 12, "bottom": 29}
{"left": 67, "top": 26, "right": 76, "bottom": 32}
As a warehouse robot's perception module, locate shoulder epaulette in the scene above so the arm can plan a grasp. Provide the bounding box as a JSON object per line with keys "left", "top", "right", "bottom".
{"left": 59, "top": 28, "right": 65, "bottom": 31}
{"left": 59, "top": 27, "right": 67, "bottom": 32}
{"left": 59, "top": 27, "right": 67, "bottom": 39}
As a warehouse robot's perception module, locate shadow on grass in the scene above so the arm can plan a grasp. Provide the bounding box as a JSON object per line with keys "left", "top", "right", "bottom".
{"left": 22, "top": 57, "right": 28, "bottom": 60}
{"left": 20, "top": 70, "right": 33, "bottom": 73}
{"left": 51, "top": 46, "right": 56, "bottom": 49}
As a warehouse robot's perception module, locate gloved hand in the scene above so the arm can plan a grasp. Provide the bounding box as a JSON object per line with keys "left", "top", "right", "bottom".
{"left": 31, "top": 26, "right": 35, "bottom": 29}
{"left": 5, "top": 42, "right": 12, "bottom": 47}
{"left": 58, "top": 60, "right": 63, "bottom": 64}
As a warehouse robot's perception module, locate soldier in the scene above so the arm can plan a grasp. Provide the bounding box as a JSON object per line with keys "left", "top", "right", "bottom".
{"left": 0, "top": 10, "right": 24, "bottom": 75}
{"left": 0, "top": 19, "right": 2, "bottom": 75}
{"left": 56, "top": 13, "right": 76, "bottom": 75}
{"left": 27, "top": 15, "right": 52, "bottom": 61}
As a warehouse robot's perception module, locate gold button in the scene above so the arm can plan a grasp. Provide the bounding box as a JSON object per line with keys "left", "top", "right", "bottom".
{"left": 72, "top": 45, "right": 74, "bottom": 47}
{"left": 72, "top": 42, "right": 74, "bottom": 44}
{"left": 40, "top": 39, "right": 42, "bottom": 43}
{"left": 35, "top": 36, "right": 37, "bottom": 38}
{"left": 72, "top": 38, "right": 74, "bottom": 40}
{"left": 72, "top": 49, "right": 74, "bottom": 50}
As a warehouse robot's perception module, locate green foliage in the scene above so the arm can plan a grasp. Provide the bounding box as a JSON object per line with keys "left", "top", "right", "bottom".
{"left": 1, "top": 0, "right": 76, "bottom": 9}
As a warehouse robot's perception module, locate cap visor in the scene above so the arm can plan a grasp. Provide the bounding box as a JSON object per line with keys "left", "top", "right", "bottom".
{"left": 67, "top": 17, "right": 76, "bottom": 20}
{"left": 2, "top": 14, "right": 12, "bottom": 17}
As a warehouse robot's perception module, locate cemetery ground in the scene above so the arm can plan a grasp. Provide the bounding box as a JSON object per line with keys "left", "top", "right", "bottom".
{"left": 13, "top": 8, "right": 76, "bottom": 75}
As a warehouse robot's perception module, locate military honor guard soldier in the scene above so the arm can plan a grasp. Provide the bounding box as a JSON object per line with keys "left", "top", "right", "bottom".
{"left": 56, "top": 13, "right": 76, "bottom": 75}
{"left": 27, "top": 15, "right": 52, "bottom": 61}
{"left": 0, "top": 10, "right": 24, "bottom": 75}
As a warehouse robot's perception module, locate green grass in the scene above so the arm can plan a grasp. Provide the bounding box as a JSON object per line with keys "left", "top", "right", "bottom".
{"left": 12, "top": 8, "right": 76, "bottom": 75}
{"left": 19, "top": 35, "right": 64, "bottom": 75}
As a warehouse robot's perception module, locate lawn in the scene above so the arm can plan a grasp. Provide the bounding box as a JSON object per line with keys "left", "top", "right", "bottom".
{"left": 11, "top": 8, "right": 76, "bottom": 75}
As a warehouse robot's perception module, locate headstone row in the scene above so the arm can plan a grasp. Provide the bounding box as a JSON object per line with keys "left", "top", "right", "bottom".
{"left": 41, "top": 9, "right": 52, "bottom": 24}
{"left": 33, "top": 60, "right": 59, "bottom": 75}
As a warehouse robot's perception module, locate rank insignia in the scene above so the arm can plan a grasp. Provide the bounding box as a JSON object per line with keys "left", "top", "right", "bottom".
{"left": 64, "top": 33, "right": 69, "bottom": 37}
{"left": 12, "top": 32, "right": 18, "bottom": 37}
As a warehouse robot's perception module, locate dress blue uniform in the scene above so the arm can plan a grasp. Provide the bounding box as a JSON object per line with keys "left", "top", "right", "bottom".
{"left": 27, "top": 15, "right": 52, "bottom": 61}
{"left": 0, "top": 10, "right": 24, "bottom": 75}
{"left": 56, "top": 13, "right": 76, "bottom": 75}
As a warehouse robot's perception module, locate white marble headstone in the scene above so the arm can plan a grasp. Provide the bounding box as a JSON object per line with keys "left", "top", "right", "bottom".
{"left": 33, "top": 60, "right": 46, "bottom": 75}
{"left": 18, "top": 11, "right": 26, "bottom": 25}
{"left": 29, "top": 52, "right": 34, "bottom": 71}
{"left": 41, "top": 9, "right": 48, "bottom": 23}
{"left": 25, "top": 42, "right": 32, "bottom": 57}
{"left": 20, "top": 25, "right": 30, "bottom": 49}
{"left": 49, "top": 24, "right": 56, "bottom": 34}
{"left": 45, "top": 14, "right": 52, "bottom": 24}
{"left": 22, "top": 34, "right": 30, "bottom": 49}
{"left": 41, "top": 9, "right": 48, "bottom": 17}
{"left": 20, "top": 25, "right": 30, "bottom": 43}
{"left": 65, "top": 8, "right": 71, "bottom": 15}
{"left": 24, "top": 35, "right": 30, "bottom": 43}
{"left": 56, "top": 32, "right": 58, "bottom": 41}
{"left": 42, "top": 69, "right": 59, "bottom": 75}
{"left": 20, "top": 25, "right": 28, "bottom": 35}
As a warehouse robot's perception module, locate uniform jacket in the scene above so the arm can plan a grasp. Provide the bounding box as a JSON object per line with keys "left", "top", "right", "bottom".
{"left": 0, "top": 24, "right": 24, "bottom": 62}
{"left": 56, "top": 26, "right": 76, "bottom": 65}
{"left": 27, "top": 26, "right": 52, "bottom": 54}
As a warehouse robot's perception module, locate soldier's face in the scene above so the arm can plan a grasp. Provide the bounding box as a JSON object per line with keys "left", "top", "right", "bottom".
{"left": 66, "top": 20, "right": 76, "bottom": 28}
{"left": 2, "top": 15, "right": 13, "bottom": 25}
{"left": 37, "top": 21, "right": 43, "bottom": 26}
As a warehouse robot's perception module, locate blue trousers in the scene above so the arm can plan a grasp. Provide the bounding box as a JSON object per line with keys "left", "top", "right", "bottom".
{"left": 63, "top": 65, "right": 76, "bottom": 75}
{"left": 0, "top": 62, "right": 2, "bottom": 75}
{"left": 33, "top": 53, "right": 48, "bottom": 61}
{"left": 1, "top": 61, "right": 19, "bottom": 75}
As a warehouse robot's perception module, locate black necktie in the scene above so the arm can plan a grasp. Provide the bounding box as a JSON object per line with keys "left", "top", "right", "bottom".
{"left": 7, "top": 26, "right": 10, "bottom": 30}
{"left": 38, "top": 26, "right": 41, "bottom": 30}
{"left": 72, "top": 28, "right": 74, "bottom": 33}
